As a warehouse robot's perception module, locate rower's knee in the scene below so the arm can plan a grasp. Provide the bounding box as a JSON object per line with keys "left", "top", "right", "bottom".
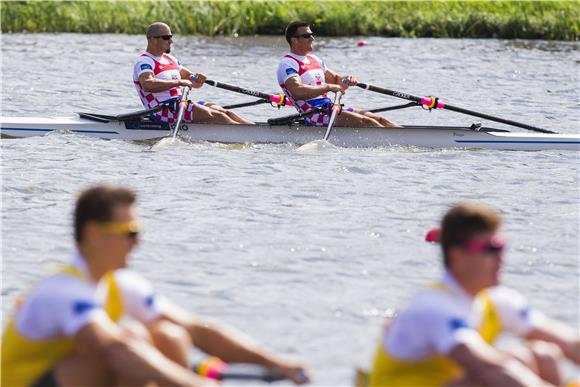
{"left": 149, "top": 320, "right": 191, "bottom": 366}
{"left": 120, "top": 320, "right": 153, "bottom": 343}
{"left": 530, "top": 341, "right": 563, "bottom": 385}
{"left": 361, "top": 116, "right": 381, "bottom": 127}
{"left": 209, "top": 110, "right": 231, "bottom": 122}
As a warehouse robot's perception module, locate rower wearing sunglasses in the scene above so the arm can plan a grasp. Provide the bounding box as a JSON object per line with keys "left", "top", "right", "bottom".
{"left": 277, "top": 21, "right": 397, "bottom": 128}
{"left": 133, "top": 22, "right": 253, "bottom": 125}
{"left": 367, "top": 203, "right": 579, "bottom": 387}
{"left": 2, "top": 185, "right": 309, "bottom": 386}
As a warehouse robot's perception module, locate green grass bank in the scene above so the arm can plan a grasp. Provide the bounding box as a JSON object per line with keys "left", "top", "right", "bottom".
{"left": 1, "top": 0, "right": 578, "bottom": 40}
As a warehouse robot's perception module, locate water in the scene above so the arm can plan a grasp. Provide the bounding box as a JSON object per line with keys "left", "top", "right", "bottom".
{"left": 2, "top": 34, "right": 579, "bottom": 385}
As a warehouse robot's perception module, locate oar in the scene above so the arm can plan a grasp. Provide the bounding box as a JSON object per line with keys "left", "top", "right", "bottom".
{"left": 194, "top": 357, "right": 287, "bottom": 383}
{"left": 356, "top": 83, "right": 556, "bottom": 134}
{"left": 369, "top": 102, "right": 418, "bottom": 113}
{"left": 171, "top": 87, "right": 190, "bottom": 141}
{"left": 267, "top": 105, "right": 325, "bottom": 125}
{"left": 323, "top": 92, "right": 343, "bottom": 141}
{"left": 203, "top": 79, "right": 291, "bottom": 107}
{"left": 222, "top": 98, "right": 268, "bottom": 109}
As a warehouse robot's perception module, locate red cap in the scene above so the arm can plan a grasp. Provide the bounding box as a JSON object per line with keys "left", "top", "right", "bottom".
{"left": 425, "top": 227, "right": 441, "bottom": 243}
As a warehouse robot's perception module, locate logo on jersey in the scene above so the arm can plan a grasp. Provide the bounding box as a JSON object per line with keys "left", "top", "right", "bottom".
{"left": 519, "top": 307, "right": 530, "bottom": 320}
{"left": 145, "top": 294, "right": 156, "bottom": 307}
{"left": 286, "top": 68, "right": 298, "bottom": 76}
{"left": 448, "top": 318, "right": 468, "bottom": 331}
{"left": 140, "top": 63, "right": 153, "bottom": 71}
{"left": 73, "top": 300, "right": 97, "bottom": 315}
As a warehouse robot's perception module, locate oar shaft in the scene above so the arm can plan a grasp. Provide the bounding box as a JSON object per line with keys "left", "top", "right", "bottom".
{"left": 267, "top": 106, "right": 324, "bottom": 125}
{"left": 204, "top": 79, "right": 290, "bottom": 106}
{"left": 222, "top": 99, "right": 268, "bottom": 109}
{"left": 171, "top": 88, "right": 189, "bottom": 140}
{"left": 356, "top": 83, "right": 556, "bottom": 134}
{"left": 439, "top": 103, "right": 554, "bottom": 133}
{"left": 323, "top": 93, "right": 342, "bottom": 141}
{"left": 357, "top": 83, "right": 423, "bottom": 104}
{"left": 216, "top": 371, "right": 285, "bottom": 382}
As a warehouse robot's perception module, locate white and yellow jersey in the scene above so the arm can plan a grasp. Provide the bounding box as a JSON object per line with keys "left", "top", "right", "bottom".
{"left": 369, "top": 271, "right": 544, "bottom": 387}
{"left": 1, "top": 253, "right": 168, "bottom": 387}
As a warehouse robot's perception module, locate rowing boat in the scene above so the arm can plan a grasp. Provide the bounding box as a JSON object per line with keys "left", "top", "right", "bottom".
{"left": 1, "top": 114, "right": 579, "bottom": 151}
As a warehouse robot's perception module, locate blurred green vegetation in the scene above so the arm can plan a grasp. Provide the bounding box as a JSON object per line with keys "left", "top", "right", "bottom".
{"left": 1, "top": 0, "right": 578, "bottom": 40}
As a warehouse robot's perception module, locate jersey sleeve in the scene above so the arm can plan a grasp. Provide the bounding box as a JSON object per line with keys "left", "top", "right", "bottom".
{"left": 488, "top": 286, "right": 544, "bottom": 336}
{"left": 133, "top": 56, "right": 155, "bottom": 81}
{"left": 420, "top": 303, "right": 481, "bottom": 354}
{"left": 16, "top": 275, "right": 111, "bottom": 339}
{"left": 277, "top": 58, "right": 300, "bottom": 85}
{"left": 114, "top": 270, "right": 168, "bottom": 323}
{"left": 385, "top": 294, "right": 482, "bottom": 359}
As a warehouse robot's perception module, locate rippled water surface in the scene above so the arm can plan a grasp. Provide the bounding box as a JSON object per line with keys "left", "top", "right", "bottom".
{"left": 2, "top": 34, "right": 579, "bottom": 385}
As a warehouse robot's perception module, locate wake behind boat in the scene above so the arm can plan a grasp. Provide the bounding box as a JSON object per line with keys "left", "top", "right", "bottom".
{"left": 1, "top": 113, "right": 579, "bottom": 151}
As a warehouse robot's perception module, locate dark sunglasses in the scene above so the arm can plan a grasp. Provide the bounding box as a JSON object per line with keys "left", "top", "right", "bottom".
{"left": 463, "top": 238, "right": 505, "bottom": 255}
{"left": 294, "top": 33, "right": 315, "bottom": 39}
{"left": 153, "top": 35, "right": 173, "bottom": 41}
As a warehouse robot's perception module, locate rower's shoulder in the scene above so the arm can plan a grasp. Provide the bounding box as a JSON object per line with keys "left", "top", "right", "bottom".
{"left": 134, "top": 53, "right": 155, "bottom": 69}
{"left": 483, "top": 285, "right": 530, "bottom": 310}
{"left": 15, "top": 271, "right": 94, "bottom": 315}
{"left": 112, "top": 269, "right": 157, "bottom": 294}
{"left": 278, "top": 54, "right": 299, "bottom": 67}
{"left": 404, "top": 287, "right": 466, "bottom": 316}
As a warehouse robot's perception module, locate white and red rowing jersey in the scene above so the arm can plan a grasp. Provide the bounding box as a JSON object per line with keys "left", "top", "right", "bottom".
{"left": 133, "top": 52, "right": 183, "bottom": 109}
{"left": 276, "top": 53, "right": 330, "bottom": 114}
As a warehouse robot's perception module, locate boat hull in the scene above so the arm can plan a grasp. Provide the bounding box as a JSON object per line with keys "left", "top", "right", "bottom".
{"left": 1, "top": 116, "right": 579, "bottom": 151}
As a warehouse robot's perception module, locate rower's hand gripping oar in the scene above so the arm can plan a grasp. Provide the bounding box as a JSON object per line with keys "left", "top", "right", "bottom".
{"left": 202, "top": 78, "right": 291, "bottom": 109}
{"left": 170, "top": 86, "right": 190, "bottom": 141}
{"left": 356, "top": 82, "right": 557, "bottom": 134}
{"left": 323, "top": 91, "right": 343, "bottom": 141}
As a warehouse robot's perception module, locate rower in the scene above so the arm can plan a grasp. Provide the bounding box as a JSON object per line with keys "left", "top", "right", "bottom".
{"left": 276, "top": 21, "right": 398, "bottom": 128}
{"left": 368, "top": 202, "right": 580, "bottom": 387}
{"left": 1, "top": 185, "right": 309, "bottom": 386}
{"left": 134, "top": 22, "right": 253, "bottom": 125}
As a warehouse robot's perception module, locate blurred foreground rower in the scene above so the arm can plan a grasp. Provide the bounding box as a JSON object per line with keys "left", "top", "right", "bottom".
{"left": 368, "top": 202, "right": 579, "bottom": 387}
{"left": 1, "top": 185, "right": 308, "bottom": 386}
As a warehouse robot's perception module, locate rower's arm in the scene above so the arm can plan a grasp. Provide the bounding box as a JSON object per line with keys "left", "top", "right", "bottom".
{"left": 73, "top": 318, "right": 214, "bottom": 386}
{"left": 138, "top": 72, "right": 191, "bottom": 93}
{"left": 448, "top": 341, "right": 553, "bottom": 386}
{"left": 324, "top": 69, "right": 357, "bottom": 87}
{"left": 160, "top": 304, "right": 309, "bottom": 384}
{"left": 525, "top": 319, "right": 580, "bottom": 365}
{"left": 284, "top": 76, "right": 342, "bottom": 100}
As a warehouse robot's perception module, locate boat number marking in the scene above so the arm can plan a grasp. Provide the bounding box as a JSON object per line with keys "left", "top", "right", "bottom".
{"left": 170, "top": 124, "right": 189, "bottom": 132}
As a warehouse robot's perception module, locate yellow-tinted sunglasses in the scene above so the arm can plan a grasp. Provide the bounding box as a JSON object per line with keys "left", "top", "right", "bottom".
{"left": 96, "top": 220, "right": 141, "bottom": 239}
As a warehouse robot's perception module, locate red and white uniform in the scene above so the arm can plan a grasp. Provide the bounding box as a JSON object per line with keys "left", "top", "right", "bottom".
{"left": 133, "top": 53, "right": 196, "bottom": 123}
{"left": 277, "top": 53, "right": 332, "bottom": 126}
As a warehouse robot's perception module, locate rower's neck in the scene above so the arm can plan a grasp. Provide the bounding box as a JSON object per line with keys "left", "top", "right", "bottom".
{"left": 290, "top": 48, "right": 310, "bottom": 57}
{"left": 451, "top": 273, "right": 483, "bottom": 297}
{"left": 146, "top": 46, "right": 165, "bottom": 58}
{"left": 78, "top": 246, "right": 113, "bottom": 282}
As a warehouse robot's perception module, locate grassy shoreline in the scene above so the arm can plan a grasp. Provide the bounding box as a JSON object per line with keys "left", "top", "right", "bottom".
{"left": 1, "top": 0, "right": 578, "bottom": 40}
